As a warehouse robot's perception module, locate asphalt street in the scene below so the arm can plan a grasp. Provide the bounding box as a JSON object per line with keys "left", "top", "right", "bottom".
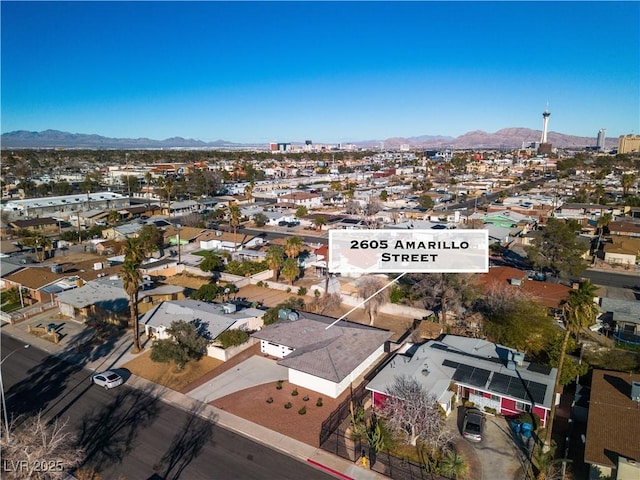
{"left": 1, "top": 335, "right": 334, "bottom": 480}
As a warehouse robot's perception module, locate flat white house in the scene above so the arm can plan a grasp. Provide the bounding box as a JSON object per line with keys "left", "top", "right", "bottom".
{"left": 366, "top": 335, "right": 558, "bottom": 426}
{"left": 276, "top": 192, "right": 323, "bottom": 209}
{"left": 252, "top": 311, "right": 392, "bottom": 399}
{"left": 140, "top": 299, "right": 265, "bottom": 359}
{"left": 198, "top": 230, "right": 263, "bottom": 252}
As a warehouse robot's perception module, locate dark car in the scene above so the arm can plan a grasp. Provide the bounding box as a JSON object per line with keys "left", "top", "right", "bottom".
{"left": 462, "top": 408, "right": 485, "bottom": 442}
{"left": 278, "top": 221, "right": 288, "bottom": 226}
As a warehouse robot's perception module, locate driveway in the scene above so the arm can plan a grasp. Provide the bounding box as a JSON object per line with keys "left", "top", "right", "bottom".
{"left": 186, "top": 355, "right": 288, "bottom": 403}
{"left": 452, "top": 406, "right": 527, "bottom": 480}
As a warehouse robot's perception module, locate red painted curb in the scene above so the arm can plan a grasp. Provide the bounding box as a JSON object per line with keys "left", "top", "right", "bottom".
{"left": 306, "top": 458, "right": 354, "bottom": 480}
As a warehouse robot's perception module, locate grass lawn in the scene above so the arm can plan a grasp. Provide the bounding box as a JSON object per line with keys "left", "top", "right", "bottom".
{"left": 123, "top": 350, "right": 223, "bottom": 391}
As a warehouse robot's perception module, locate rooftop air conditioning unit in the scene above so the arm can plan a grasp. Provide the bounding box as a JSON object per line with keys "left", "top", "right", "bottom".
{"left": 222, "top": 303, "right": 237, "bottom": 314}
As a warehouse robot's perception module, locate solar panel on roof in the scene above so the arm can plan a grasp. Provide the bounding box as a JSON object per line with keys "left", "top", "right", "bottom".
{"left": 489, "top": 372, "right": 512, "bottom": 394}
{"left": 468, "top": 368, "right": 491, "bottom": 387}
{"left": 527, "top": 363, "right": 552, "bottom": 375}
{"left": 507, "top": 382, "right": 527, "bottom": 400}
{"left": 527, "top": 381, "right": 548, "bottom": 404}
{"left": 442, "top": 359, "right": 459, "bottom": 369}
{"left": 452, "top": 364, "right": 474, "bottom": 384}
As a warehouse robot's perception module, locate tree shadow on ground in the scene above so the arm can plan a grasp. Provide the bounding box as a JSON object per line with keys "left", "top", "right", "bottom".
{"left": 153, "top": 401, "right": 217, "bottom": 480}
{"left": 76, "top": 383, "right": 164, "bottom": 473}
{"left": 5, "top": 324, "right": 126, "bottom": 418}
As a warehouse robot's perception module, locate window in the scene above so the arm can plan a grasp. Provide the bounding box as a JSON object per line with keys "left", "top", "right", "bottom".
{"left": 515, "top": 401, "right": 531, "bottom": 412}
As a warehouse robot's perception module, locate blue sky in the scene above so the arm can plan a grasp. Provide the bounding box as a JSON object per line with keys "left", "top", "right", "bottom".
{"left": 2, "top": 1, "right": 638, "bottom": 144}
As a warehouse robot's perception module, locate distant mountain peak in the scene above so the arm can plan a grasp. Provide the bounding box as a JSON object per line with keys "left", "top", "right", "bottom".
{"left": 0, "top": 128, "right": 611, "bottom": 149}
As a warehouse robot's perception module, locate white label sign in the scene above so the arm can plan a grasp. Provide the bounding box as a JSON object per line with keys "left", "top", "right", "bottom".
{"left": 329, "top": 229, "right": 488, "bottom": 274}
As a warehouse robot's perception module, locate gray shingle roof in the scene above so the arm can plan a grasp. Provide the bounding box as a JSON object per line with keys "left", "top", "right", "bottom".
{"left": 252, "top": 313, "right": 391, "bottom": 383}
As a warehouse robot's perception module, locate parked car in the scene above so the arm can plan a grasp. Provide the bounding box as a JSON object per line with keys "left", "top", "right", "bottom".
{"left": 91, "top": 371, "right": 124, "bottom": 389}
{"left": 462, "top": 408, "right": 485, "bottom": 442}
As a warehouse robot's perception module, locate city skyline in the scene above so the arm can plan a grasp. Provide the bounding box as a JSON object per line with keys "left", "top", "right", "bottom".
{"left": 2, "top": 1, "right": 639, "bottom": 144}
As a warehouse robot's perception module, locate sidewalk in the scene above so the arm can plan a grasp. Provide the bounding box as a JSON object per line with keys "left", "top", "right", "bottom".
{"left": 1, "top": 320, "right": 386, "bottom": 480}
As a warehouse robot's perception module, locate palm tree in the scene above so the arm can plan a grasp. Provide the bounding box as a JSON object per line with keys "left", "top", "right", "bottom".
{"left": 227, "top": 204, "right": 242, "bottom": 250}
{"left": 144, "top": 171, "right": 153, "bottom": 211}
{"left": 313, "top": 216, "right": 327, "bottom": 231}
{"left": 121, "top": 237, "right": 147, "bottom": 353}
{"left": 244, "top": 182, "right": 254, "bottom": 203}
{"left": 621, "top": 173, "right": 636, "bottom": 197}
{"left": 281, "top": 257, "right": 299, "bottom": 285}
{"left": 265, "top": 245, "right": 285, "bottom": 281}
{"left": 107, "top": 210, "right": 120, "bottom": 225}
{"left": 357, "top": 276, "right": 389, "bottom": 326}
{"left": 284, "top": 236, "right": 304, "bottom": 259}
{"left": 438, "top": 452, "right": 468, "bottom": 479}
{"left": 156, "top": 176, "right": 175, "bottom": 218}
{"left": 596, "top": 212, "right": 612, "bottom": 254}
{"left": 544, "top": 280, "right": 599, "bottom": 448}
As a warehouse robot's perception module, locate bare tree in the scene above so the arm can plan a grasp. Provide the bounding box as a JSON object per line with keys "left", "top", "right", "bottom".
{"left": 1, "top": 412, "right": 84, "bottom": 479}
{"left": 307, "top": 291, "right": 342, "bottom": 315}
{"left": 357, "top": 276, "right": 389, "bottom": 326}
{"left": 381, "top": 375, "right": 452, "bottom": 450}
{"left": 410, "top": 273, "right": 477, "bottom": 325}
{"left": 345, "top": 200, "right": 361, "bottom": 215}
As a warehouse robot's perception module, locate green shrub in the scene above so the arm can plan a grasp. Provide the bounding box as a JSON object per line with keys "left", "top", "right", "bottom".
{"left": 316, "top": 397, "right": 323, "bottom": 407}
{"left": 286, "top": 287, "right": 292, "bottom": 293}
{"left": 284, "top": 402, "right": 292, "bottom": 409}
{"left": 215, "top": 329, "right": 249, "bottom": 349}
{"left": 484, "top": 406, "right": 497, "bottom": 415}
{"left": 291, "top": 389, "right": 299, "bottom": 396}
{"left": 518, "top": 412, "right": 541, "bottom": 430}
{"left": 256, "top": 281, "right": 264, "bottom": 287}
{"left": 297, "top": 287, "right": 307, "bottom": 296}
{"left": 276, "top": 380, "right": 283, "bottom": 390}
{"left": 298, "top": 406, "right": 307, "bottom": 415}
{"left": 464, "top": 400, "right": 475, "bottom": 408}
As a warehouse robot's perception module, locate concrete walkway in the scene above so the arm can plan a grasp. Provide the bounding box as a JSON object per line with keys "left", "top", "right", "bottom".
{"left": 187, "top": 355, "right": 288, "bottom": 403}
{"left": 2, "top": 318, "right": 385, "bottom": 480}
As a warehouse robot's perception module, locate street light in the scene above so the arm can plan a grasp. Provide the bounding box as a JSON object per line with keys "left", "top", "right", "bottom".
{"left": 1, "top": 344, "right": 30, "bottom": 441}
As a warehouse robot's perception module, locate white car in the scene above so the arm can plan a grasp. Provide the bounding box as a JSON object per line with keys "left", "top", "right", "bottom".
{"left": 91, "top": 371, "right": 124, "bottom": 389}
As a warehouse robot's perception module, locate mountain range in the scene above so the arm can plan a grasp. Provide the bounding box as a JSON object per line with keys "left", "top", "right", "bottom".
{"left": 0, "top": 128, "right": 614, "bottom": 149}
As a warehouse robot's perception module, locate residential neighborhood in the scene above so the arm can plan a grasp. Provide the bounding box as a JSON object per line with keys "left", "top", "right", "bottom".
{"left": 1, "top": 141, "right": 639, "bottom": 480}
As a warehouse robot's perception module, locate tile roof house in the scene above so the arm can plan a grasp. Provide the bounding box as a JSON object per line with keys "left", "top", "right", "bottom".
{"left": 56, "top": 277, "right": 130, "bottom": 323}
{"left": 9, "top": 217, "right": 59, "bottom": 234}
{"left": 603, "top": 237, "right": 640, "bottom": 267}
{"left": 584, "top": 370, "right": 640, "bottom": 480}
{"left": 3, "top": 259, "right": 123, "bottom": 304}
{"left": 476, "top": 266, "right": 572, "bottom": 311}
{"left": 608, "top": 221, "right": 640, "bottom": 238}
{"left": 252, "top": 311, "right": 392, "bottom": 399}
{"left": 600, "top": 297, "right": 640, "bottom": 344}
{"left": 366, "top": 335, "right": 558, "bottom": 426}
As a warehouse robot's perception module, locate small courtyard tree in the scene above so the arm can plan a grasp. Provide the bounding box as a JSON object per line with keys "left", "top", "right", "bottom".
{"left": 381, "top": 375, "right": 452, "bottom": 451}
{"left": 150, "top": 320, "right": 211, "bottom": 370}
